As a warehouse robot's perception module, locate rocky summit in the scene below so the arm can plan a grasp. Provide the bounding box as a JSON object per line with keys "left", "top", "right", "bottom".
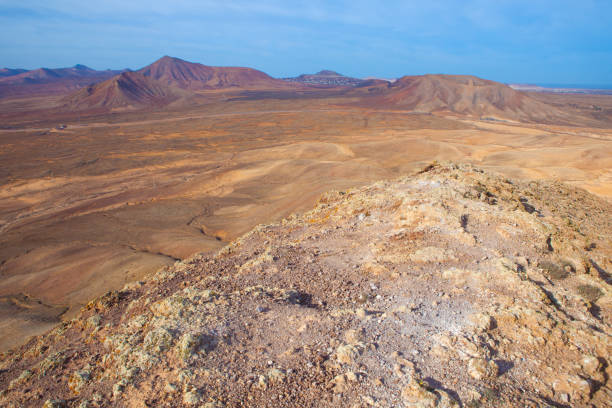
{"left": 0, "top": 163, "right": 610, "bottom": 407}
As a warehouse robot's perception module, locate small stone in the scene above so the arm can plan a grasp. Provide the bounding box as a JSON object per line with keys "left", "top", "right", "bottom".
{"left": 344, "top": 328, "right": 364, "bottom": 344}
{"left": 143, "top": 326, "right": 175, "bottom": 354}
{"left": 258, "top": 375, "right": 268, "bottom": 389}
{"left": 43, "top": 400, "right": 67, "bottom": 408}
{"left": 337, "top": 344, "right": 361, "bottom": 364}
{"left": 362, "top": 395, "right": 376, "bottom": 406}
{"left": 552, "top": 374, "right": 592, "bottom": 401}
{"left": 467, "top": 358, "right": 498, "bottom": 380}
{"left": 164, "top": 383, "right": 178, "bottom": 394}
{"left": 345, "top": 371, "right": 359, "bottom": 382}
{"left": 178, "top": 332, "right": 203, "bottom": 361}
{"left": 470, "top": 313, "right": 494, "bottom": 332}
{"left": 401, "top": 377, "right": 438, "bottom": 407}
{"left": 112, "top": 381, "right": 126, "bottom": 398}
{"left": 183, "top": 389, "right": 202, "bottom": 405}
{"left": 580, "top": 355, "right": 602, "bottom": 377}
{"left": 203, "top": 402, "right": 224, "bottom": 408}
{"left": 268, "top": 368, "right": 286, "bottom": 383}
{"left": 256, "top": 305, "right": 268, "bottom": 313}
{"left": 68, "top": 370, "right": 91, "bottom": 394}
{"left": 356, "top": 308, "right": 367, "bottom": 319}
{"left": 466, "top": 388, "right": 482, "bottom": 402}
{"left": 331, "top": 374, "right": 348, "bottom": 392}
{"left": 86, "top": 314, "right": 102, "bottom": 330}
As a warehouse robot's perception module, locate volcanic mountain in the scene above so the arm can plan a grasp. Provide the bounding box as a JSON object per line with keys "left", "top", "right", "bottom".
{"left": 355, "top": 74, "right": 571, "bottom": 123}
{"left": 137, "top": 56, "right": 292, "bottom": 90}
{"left": 0, "top": 68, "right": 28, "bottom": 78}
{"left": 0, "top": 65, "right": 123, "bottom": 98}
{"left": 63, "top": 71, "right": 186, "bottom": 110}
{"left": 283, "top": 70, "right": 365, "bottom": 87}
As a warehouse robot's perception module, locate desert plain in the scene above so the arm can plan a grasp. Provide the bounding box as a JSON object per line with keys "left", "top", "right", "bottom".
{"left": 0, "top": 60, "right": 611, "bottom": 354}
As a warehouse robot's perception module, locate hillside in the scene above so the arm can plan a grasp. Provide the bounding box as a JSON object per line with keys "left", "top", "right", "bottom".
{"left": 138, "top": 56, "right": 292, "bottom": 90}
{"left": 0, "top": 65, "right": 108, "bottom": 84}
{"left": 0, "top": 68, "right": 28, "bottom": 78}
{"left": 0, "top": 65, "right": 123, "bottom": 98}
{"left": 355, "top": 74, "right": 574, "bottom": 123}
{"left": 62, "top": 71, "right": 186, "bottom": 110}
{"left": 1, "top": 163, "right": 609, "bottom": 407}
{"left": 283, "top": 70, "right": 365, "bottom": 87}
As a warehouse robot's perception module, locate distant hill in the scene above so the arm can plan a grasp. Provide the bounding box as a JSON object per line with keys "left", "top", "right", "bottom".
{"left": 0, "top": 65, "right": 120, "bottom": 85}
{"left": 137, "top": 56, "right": 292, "bottom": 90}
{"left": 62, "top": 71, "right": 185, "bottom": 110}
{"left": 61, "top": 56, "right": 305, "bottom": 111}
{"left": 283, "top": 70, "right": 365, "bottom": 87}
{"left": 354, "top": 74, "right": 570, "bottom": 123}
{"left": 509, "top": 83, "right": 612, "bottom": 95}
{"left": 0, "top": 65, "right": 124, "bottom": 98}
{"left": 0, "top": 68, "right": 28, "bottom": 78}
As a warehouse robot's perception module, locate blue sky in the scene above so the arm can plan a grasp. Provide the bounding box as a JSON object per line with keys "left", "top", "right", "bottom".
{"left": 1, "top": 0, "right": 611, "bottom": 85}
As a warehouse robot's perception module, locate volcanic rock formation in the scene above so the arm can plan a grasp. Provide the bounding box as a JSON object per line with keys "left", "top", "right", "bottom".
{"left": 0, "top": 65, "right": 123, "bottom": 98}
{"left": 0, "top": 163, "right": 610, "bottom": 407}
{"left": 283, "top": 70, "right": 365, "bottom": 87}
{"left": 137, "top": 56, "right": 290, "bottom": 90}
{"left": 62, "top": 71, "right": 186, "bottom": 110}
{"left": 0, "top": 68, "right": 28, "bottom": 78}
{"left": 354, "top": 74, "right": 571, "bottom": 123}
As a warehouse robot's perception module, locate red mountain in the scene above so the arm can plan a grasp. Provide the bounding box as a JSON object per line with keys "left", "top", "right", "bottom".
{"left": 0, "top": 65, "right": 120, "bottom": 85}
{"left": 0, "top": 65, "right": 123, "bottom": 98}
{"left": 62, "top": 71, "right": 185, "bottom": 110}
{"left": 137, "top": 56, "right": 292, "bottom": 90}
{"left": 355, "top": 74, "right": 568, "bottom": 123}
{"left": 0, "top": 68, "right": 28, "bottom": 78}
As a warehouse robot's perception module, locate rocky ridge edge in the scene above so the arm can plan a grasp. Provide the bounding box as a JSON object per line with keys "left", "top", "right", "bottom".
{"left": 0, "top": 163, "right": 610, "bottom": 407}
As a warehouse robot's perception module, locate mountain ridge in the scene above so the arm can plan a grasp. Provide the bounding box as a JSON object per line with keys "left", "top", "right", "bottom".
{"left": 283, "top": 70, "right": 365, "bottom": 87}
{"left": 137, "top": 56, "right": 292, "bottom": 90}
{"left": 62, "top": 71, "right": 186, "bottom": 110}
{"left": 351, "top": 73, "right": 572, "bottom": 123}
{"left": 0, "top": 163, "right": 609, "bottom": 407}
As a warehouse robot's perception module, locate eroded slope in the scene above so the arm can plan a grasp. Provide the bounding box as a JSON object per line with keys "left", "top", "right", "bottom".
{"left": 0, "top": 164, "right": 610, "bottom": 407}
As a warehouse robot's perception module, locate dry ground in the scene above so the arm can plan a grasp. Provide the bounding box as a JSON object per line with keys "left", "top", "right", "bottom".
{"left": 1, "top": 164, "right": 610, "bottom": 407}
{"left": 0, "top": 91, "right": 611, "bottom": 351}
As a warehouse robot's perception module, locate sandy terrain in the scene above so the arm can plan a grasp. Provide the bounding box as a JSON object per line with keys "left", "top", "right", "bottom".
{"left": 0, "top": 91, "right": 611, "bottom": 351}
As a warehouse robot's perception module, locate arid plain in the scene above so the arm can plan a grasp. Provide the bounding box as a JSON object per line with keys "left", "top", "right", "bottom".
{"left": 0, "top": 59, "right": 611, "bottom": 352}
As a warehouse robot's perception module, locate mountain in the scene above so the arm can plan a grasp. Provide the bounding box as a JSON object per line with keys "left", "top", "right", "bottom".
{"left": 354, "top": 74, "right": 571, "bottom": 122}
{"left": 509, "top": 83, "right": 612, "bottom": 96}
{"left": 63, "top": 71, "right": 185, "bottom": 110}
{"left": 0, "top": 65, "right": 119, "bottom": 85}
{"left": 0, "top": 65, "right": 124, "bottom": 98}
{"left": 283, "top": 69, "right": 366, "bottom": 87}
{"left": 0, "top": 68, "right": 28, "bottom": 78}
{"left": 0, "top": 163, "right": 610, "bottom": 407}
{"left": 137, "top": 56, "right": 292, "bottom": 90}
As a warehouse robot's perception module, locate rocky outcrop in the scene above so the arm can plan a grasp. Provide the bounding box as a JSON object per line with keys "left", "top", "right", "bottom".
{"left": 0, "top": 163, "right": 610, "bottom": 407}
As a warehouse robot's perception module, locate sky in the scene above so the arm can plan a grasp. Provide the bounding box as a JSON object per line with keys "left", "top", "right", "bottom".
{"left": 1, "top": 0, "right": 611, "bottom": 85}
